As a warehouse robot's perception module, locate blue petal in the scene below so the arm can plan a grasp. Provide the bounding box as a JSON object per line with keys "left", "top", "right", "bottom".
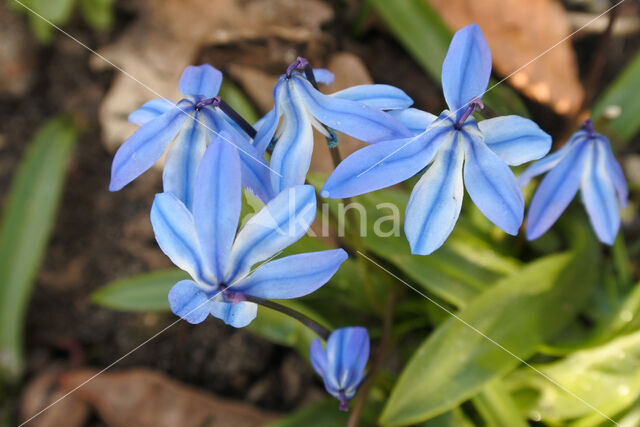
{"left": 162, "top": 116, "right": 207, "bottom": 209}
{"left": 599, "top": 136, "right": 628, "bottom": 208}
{"left": 478, "top": 116, "right": 551, "bottom": 165}
{"left": 388, "top": 108, "right": 437, "bottom": 135}
{"left": 518, "top": 142, "right": 576, "bottom": 187}
{"left": 442, "top": 24, "right": 492, "bottom": 111}
{"left": 226, "top": 185, "right": 316, "bottom": 282}
{"left": 327, "top": 327, "right": 370, "bottom": 397}
{"left": 168, "top": 280, "right": 213, "bottom": 324}
{"left": 310, "top": 338, "right": 330, "bottom": 384}
{"left": 192, "top": 133, "right": 242, "bottom": 283}
{"left": 526, "top": 141, "right": 590, "bottom": 240}
{"left": 150, "top": 193, "right": 210, "bottom": 285}
{"left": 179, "top": 64, "right": 222, "bottom": 98}
{"left": 405, "top": 133, "right": 465, "bottom": 255}
{"left": 581, "top": 142, "right": 620, "bottom": 244}
{"left": 128, "top": 98, "right": 175, "bottom": 126}
{"left": 292, "top": 76, "right": 412, "bottom": 142}
{"left": 462, "top": 128, "right": 524, "bottom": 234}
{"left": 254, "top": 81, "right": 285, "bottom": 153}
{"left": 330, "top": 84, "right": 413, "bottom": 110}
{"left": 321, "top": 124, "right": 451, "bottom": 199}
{"left": 200, "top": 108, "right": 275, "bottom": 203}
{"left": 312, "top": 68, "right": 335, "bottom": 85}
{"left": 233, "top": 249, "right": 348, "bottom": 299}
{"left": 270, "top": 81, "right": 314, "bottom": 192}
{"left": 110, "top": 108, "right": 188, "bottom": 191}
{"left": 210, "top": 301, "right": 257, "bottom": 328}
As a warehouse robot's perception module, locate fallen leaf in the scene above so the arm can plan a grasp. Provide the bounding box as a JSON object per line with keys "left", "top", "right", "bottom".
{"left": 59, "top": 368, "right": 277, "bottom": 427}
{"left": 93, "top": 0, "right": 333, "bottom": 153}
{"left": 0, "top": 3, "right": 35, "bottom": 96}
{"left": 20, "top": 369, "right": 90, "bottom": 427}
{"left": 428, "top": 0, "right": 585, "bottom": 115}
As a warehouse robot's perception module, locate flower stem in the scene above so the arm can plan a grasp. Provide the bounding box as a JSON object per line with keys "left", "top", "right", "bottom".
{"left": 244, "top": 296, "right": 331, "bottom": 340}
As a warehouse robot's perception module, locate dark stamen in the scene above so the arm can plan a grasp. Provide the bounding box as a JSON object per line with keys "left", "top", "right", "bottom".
{"left": 582, "top": 118, "right": 596, "bottom": 138}
{"left": 195, "top": 96, "right": 257, "bottom": 139}
{"left": 285, "top": 56, "right": 319, "bottom": 89}
{"left": 455, "top": 97, "right": 484, "bottom": 130}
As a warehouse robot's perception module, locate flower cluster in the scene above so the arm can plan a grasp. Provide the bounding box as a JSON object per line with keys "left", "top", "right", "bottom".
{"left": 109, "top": 23, "right": 627, "bottom": 410}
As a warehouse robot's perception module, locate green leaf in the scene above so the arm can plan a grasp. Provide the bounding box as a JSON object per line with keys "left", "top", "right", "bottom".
{"left": 91, "top": 269, "right": 188, "bottom": 312}
{"left": 79, "top": 0, "right": 114, "bottom": 30}
{"left": 593, "top": 52, "right": 640, "bottom": 141}
{"left": 418, "top": 408, "right": 474, "bottom": 427}
{"left": 506, "top": 330, "right": 640, "bottom": 424}
{"left": 367, "top": 0, "right": 528, "bottom": 117}
{"left": 266, "top": 399, "right": 349, "bottom": 427}
{"left": 12, "top": 0, "right": 76, "bottom": 43}
{"left": 380, "top": 238, "right": 599, "bottom": 425}
{"left": 472, "top": 380, "right": 528, "bottom": 427}
{"left": 0, "top": 116, "right": 77, "bottom": 380}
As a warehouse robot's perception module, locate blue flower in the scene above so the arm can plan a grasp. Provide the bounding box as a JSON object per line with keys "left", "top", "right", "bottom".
{"left": 521, "top": 119, "right": 628, "bottom": 244}
{"left": 110, "top": 64, "right": 275, "bottom": 206}
{"left": 254, "top": 57, "right": 413, "bottom": 194}
{"left": 150, "top": 133, "right": 348, "bottom": 327}
{"left": 310, "top": 327, "right": 370, "bottom": 411}
{"left": 322, "top": 24, "right": 551, "bottom": 255}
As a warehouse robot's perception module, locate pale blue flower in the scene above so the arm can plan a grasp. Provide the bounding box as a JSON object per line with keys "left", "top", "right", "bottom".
{"left": 110, "top": 64, "right": 274, "bottom": 206}
{"left": 254, "top": 57, "right": 413, "bottom": 193}
{"left": 151, "top": 133, "right": 348, "bottom": 327}
{"left": 310, "top": 327, "right": 370, "bottom": 411}
{"left": 322, "top": 24, "right": 551, "bottom": 255}
{"left": 521, "top": 119, "right": 628, "bottom": 244}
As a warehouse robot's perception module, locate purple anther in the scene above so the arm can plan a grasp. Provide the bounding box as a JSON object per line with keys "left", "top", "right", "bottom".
{"left": 455, "top": 97, "right": 485, "bottom": 129}
{"left": 286, "top": 56, "right": 310, "bottom": 78}
{"left": 194, "top": 96, "right": 221, "bottom": 110}
{"left": 222, "top": 289, "right": 246, "bottom": 305}
{"left": 582, "top": 118, "right": 596, "bottom": 138}
{"left": 338, "top": 391, "right": 349, "bottom": 412}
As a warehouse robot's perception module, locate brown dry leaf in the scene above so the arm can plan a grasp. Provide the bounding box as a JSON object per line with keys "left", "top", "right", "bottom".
{"left": 428, "top": 0, "right": 585, "bottom": 115}
{"left": 93, "top": 0, "right": 333, "bottom": 152}
{"left": 0, "top": 3, "right": 35, "bottom": 96}
{"left": 59, "top": 368, "right": 277, "bottom": 427}
{"left": 20, "top": 369, "right": 90, "bottom": 427}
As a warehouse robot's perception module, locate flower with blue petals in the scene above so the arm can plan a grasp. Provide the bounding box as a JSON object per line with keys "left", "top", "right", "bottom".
{"left": 521, "top": 119, "right": 628, "bottom": 244}
{"left": 322, "top": 24, "right": 552, "bottom": 255}
{"left": 254, "top": 57, "right": 413, "bottom": 194}
{"left": 110, "top": 64, "right": 275, "bottom": 206}
{"left": 310, "top": 327, "right": 370, "bottom": 411}
{"left": 151, "top": 133, "right": 348, "bottom": 328}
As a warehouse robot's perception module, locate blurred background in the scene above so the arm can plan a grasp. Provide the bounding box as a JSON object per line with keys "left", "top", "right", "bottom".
{"left": 0, "top": 0, "right": 639, "bottom": 426}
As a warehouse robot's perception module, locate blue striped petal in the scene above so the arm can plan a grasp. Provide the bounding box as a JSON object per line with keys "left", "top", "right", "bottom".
{"left": 232, "top": 249, "right": 348, "bottom": 299}
{"left": 326, "top": 327, "right": 370, "bottom": 398}
{"left": 581, "top": 142, "right": 620, "bottom": 244}
{"left": 388, "top": 108, "right": 437, "bottom": 135}
{"left": 254, "top": 80, "right": 285, "bottom": 153}
{"left": 210, "top": 301, "right": 257, "bottom": 328}
{"left": 526, "top": 141, "right": 590, "bottom": 240}
{"left": 150, "top": 193, "right": 210, "bottom": 286}
{"left": 331, "top": 84, "right": 413, "bottom": 110}
{"left": 162, "top": 116, "right": 207, "bottom": 209}
{"left": 200, "top": 108, "right": 275, "bottom": 203}
{"left": 192, "top": 133, "right": 242, "bottom": 283}
{"left": 128, "top": 98, "right": 175, "bottom": 126}
{"left": 405, "top": 133, "right": 464, "bottom": 255}
{"left": 310, "top": 339, "right": 332, "bottom": 390}
{"left": 312, "top": 68, "right": 335, "bottom": 85}
{"left": 270, "top": 81, "right": 314, "bottom": 193}
{"left": 321, "top": 124, "right": 450, "bottom": 199}
{"left": 110, "top": 108, "right": 188, "bottom": 191}
{"left": 442, "top": 24, "right": 491, "bottom": 111}
{"left": 168, "top": 280, "right": 214, "bottom": 324}
{"left": 292, "top": 76, "right": 411, "bottom": 142}
{"left": 226, "top": 185, "right": 316, "bottom": 282}
{"left": 479, "top": 116, "right": 551, "bottom": 165}
{"left": 599, "top": 136, "right": 628, "bottom": 207}
{"left": 462, "top": 129, "right": 524, "bottom": 235}
{"left": 179, "top": 64, "right": 222, "bottom": 98}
